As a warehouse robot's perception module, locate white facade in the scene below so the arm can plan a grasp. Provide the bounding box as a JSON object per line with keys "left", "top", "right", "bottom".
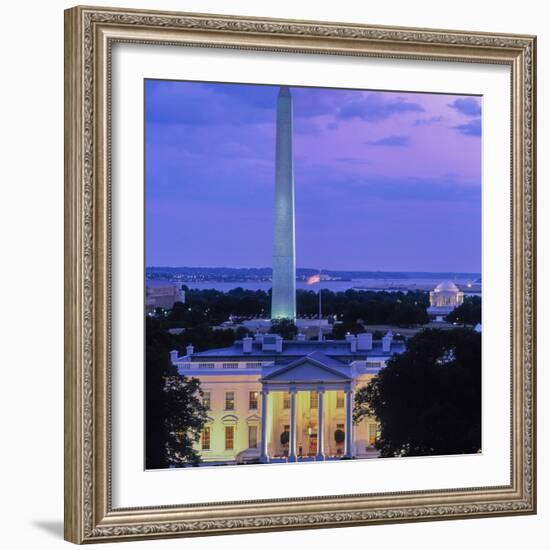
{"left": 427, "top": 281, "right": 464, "bottom": 321}
{"left": 172, "top": 334, "right": 404, "bottom": 464}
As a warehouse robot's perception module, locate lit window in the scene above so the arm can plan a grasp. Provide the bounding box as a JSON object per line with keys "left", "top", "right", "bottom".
{"left": 202, "top": 391, "right": 211, "bottom": 410}
{"left": 368, "top": 424, "right": 377, "bottom": 446}
{"left": 225, "top": 391, "right": 235, "bottom": 410}
{"left": 310, "top": 391, "right": 318, "bottom": 409}
{"left": 336, "top": 392, "right": 345, "bottom": 408}
{"left": 201, "top": 427, "right": 211, "bottom": 450}
{"left": 283, "top": 392, "right": 290, "bottom": 409}
{"left": 248, "top": 425, "right": 258, "bottom": 448}
{"left": 249, "top": 391, "right": 258, "bottom": 410}
{"left": 225, "top": 426, "right": 234, "bottom": 450}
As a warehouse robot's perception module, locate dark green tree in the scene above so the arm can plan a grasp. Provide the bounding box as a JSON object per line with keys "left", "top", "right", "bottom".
{"left": 235, "top": 326, "right": 252, "bottom": 340}
{"left": 164, "top": 375, "right": 209, "bottom": 467}
{"left": 145, "top": 317, "right": 173, "bottom": 469}
{"left": 174, "top": 325, "right": 236, "bottom": 352}
{"left": 145, "top": 317, "right": 208, "bottom": 469}
{"left": 296, "top": 290, "right": 319, "bottom": 316}
{"left": 389, "top": 301, "right": 429, "bottom": 327}
{"left": 354, "top": 328, "right": 481, "bottom": 457}
{"left": 269, "top": 318, "right": 298, "bottom": 340}
{"left": 446, "top": 296, "right": 482, "bottom": 326}
{"left": 160, "top": 287, "right": 431, "bottom": 331}
{"left": 331, "top": 321, "right": 365, "bottom": 339}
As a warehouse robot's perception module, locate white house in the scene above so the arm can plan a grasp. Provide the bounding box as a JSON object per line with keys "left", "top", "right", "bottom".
{"left": 171, "top": 332, "right": 405, "bottom": 465}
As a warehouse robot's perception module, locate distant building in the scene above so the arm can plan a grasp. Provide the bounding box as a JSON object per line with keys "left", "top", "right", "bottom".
{"left": 171, "top": 332, "right": 404, "bottom": 465}
{"left": 146, "top": 285, "right": 185, "bottom": 313}
{"left": 427, "top": 281, "right": 464, "bottom": 322}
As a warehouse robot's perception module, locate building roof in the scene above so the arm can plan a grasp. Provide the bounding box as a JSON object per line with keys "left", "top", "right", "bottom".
{"left": 189, "top": 339, "right": 404, "bottom": 360}
{"left": 434, "top": 280, "right": 460, "bottom": 293}
{"left": 174, "top": 339, "right": 402, "bottom": 378}
{"left": 261, "top": 352, "right": 353, "bottom": 383}
{"left": 302, "top": 350, "right": 347, "bottom": 367}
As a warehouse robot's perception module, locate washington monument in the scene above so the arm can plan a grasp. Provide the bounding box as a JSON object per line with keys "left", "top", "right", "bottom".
{"left": 271, "top": 86, "right": 296, "bottom": 320}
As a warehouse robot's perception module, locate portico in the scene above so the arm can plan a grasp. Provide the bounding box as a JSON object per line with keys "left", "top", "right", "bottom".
{"left": 259, "top": 352, "right": 355, "bottom": 462}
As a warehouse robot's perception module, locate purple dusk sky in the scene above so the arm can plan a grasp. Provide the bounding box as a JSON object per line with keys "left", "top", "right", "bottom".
{"left": 145, "top": 80, "right": 481, "bottom": 272}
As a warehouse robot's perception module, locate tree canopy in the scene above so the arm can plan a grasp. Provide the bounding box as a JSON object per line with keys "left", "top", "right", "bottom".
{"left": 331, "top": 320, "right": 365, "bottom": 339}
{"left": 354, "top": 328, "right": 481, "bottom": 457}
{"left": 445, "top": 295, "right": 482, "bottom": 325}
{"left": 145, "top": 317, "right": 208, "bottom": 468}
{"left": 159, "top": 287, "right": 430, "bottom": 329}
{"left": 269, "top": 318, "right": 298, "bottom": 340}
{"left": 163, "top": 375, "right": 209, "bottom": 467}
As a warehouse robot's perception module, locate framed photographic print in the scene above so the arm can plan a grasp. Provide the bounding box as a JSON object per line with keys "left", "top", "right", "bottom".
{"left": 64, "top": 5, "right": 537, "bottom": 544}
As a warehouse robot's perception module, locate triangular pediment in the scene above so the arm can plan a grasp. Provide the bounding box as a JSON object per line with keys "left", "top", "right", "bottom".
{"left": 261, "top": 353, "right": 351, "bottom": 383}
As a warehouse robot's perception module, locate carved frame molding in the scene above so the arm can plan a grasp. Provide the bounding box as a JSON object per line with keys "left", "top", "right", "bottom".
{"left": 64, "top": 5, "right": 536, "bottom": 544}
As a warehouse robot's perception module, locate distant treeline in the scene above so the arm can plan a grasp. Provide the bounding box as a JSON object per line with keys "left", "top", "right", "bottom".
{"left": 147, "top": 266, "right": 480, "bottom": 280}
{"left": 160, "top": 288, "right": 431, "bottom": 328}
{"left": 445, "top": 295, "right": 481, "bottom": 325}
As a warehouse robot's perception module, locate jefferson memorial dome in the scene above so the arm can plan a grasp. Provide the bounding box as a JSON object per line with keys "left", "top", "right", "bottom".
{"left": 433, "top": 281, "right": 460, "bottom": 293}
{"left": 428, "top": 281, "right": 464, "bottom": 321}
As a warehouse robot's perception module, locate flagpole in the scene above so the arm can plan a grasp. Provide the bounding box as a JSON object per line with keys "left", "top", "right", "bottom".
{"left": 318, "top": 269, "right": 322, "bottom": 342}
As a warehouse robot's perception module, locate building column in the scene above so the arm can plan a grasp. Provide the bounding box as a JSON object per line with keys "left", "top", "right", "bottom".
{"left": 288, "top": 390, "right": 297, "bottom": 462}
{"left": 344, "top": 389, "right": 354, "bottom": 458}
{"left": 316, "top": 390, "right": 325, "bottom": 460}
{"left": 259, "top": 389, "right": 269, "bottom": 463}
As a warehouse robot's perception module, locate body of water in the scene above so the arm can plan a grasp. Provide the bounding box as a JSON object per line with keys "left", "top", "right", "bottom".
{"left": 146, "top": 277, "right": 481, "bottom": 294}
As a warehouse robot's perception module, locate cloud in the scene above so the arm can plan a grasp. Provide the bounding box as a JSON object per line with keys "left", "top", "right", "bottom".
{"left": 453, "top": 119, "right": 481, "bottom": 137}
{"left": 146, "top": 81, "right": 435, "bottom": 141}
{"left": 145, "top": 80, "right": 278, "bottom": 127}
{"left": 294, "top": 158, "right": 480, "bottom": 204}
{"left": 292, "top": 87, "right": 356, "bottom": 118}
{"left": 414, "top": 116, "right": 444, "bottom": 126}
{"left": 366, "top": 135, "right": 410, "bottom": 147}
{"left": 294, "top": 119, "right": 323, "bottom": 136}
{"left": 337, "top": 93, "right": 424, "bottom": 122}
{"left": 335, "top": 157, "right": 371, "bottom": 165}
{"left": 347, "top": 176, "right": 481, "bottom": 203}
{"left": 448, "top": 98, "right": 481, "bottom": 116}
{"left": 146, "top": 81, "right": 369, "bottom": 132}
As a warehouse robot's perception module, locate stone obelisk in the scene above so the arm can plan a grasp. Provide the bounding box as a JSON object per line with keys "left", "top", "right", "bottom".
{"left": 271, "top": 86, "right": 296, "bottom": 321}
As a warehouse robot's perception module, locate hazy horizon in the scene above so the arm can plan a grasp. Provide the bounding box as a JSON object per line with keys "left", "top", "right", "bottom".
{"left": 146, "top": 265, "right": 481, "bottom": 276}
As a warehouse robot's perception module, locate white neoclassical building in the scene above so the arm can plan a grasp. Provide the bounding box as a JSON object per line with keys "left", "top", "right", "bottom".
{"left": 427, "top": 281, "right": 465, "bottom": 321}
{"left": 171, "top": 332, "right": 405, "bottom": 465}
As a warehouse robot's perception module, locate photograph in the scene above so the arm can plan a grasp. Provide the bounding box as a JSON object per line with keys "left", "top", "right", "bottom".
{"left": 61, "top": 4, "right": 537, "bottom": 543}
{"left": 144, "top": 80, "right": 483, "bottom": 469}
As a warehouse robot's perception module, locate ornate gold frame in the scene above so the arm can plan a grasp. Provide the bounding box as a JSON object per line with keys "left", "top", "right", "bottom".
{"left": 64, "top": 5, "right": 537, "bottom": 544}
